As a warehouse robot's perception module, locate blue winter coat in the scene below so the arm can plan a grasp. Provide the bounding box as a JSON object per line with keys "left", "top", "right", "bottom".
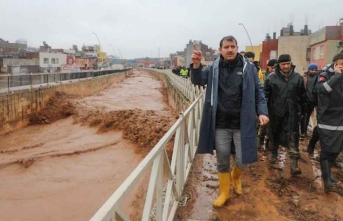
{"left": 190, "top": 55, "right": 268, "bottom": 164}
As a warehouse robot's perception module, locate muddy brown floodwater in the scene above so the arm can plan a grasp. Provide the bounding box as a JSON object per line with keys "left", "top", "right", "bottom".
{"left": 0, "top": 70, "right": 175, "bottom": 221}
{"left": 176, "top": 136, "right": 343, "bottom": 221}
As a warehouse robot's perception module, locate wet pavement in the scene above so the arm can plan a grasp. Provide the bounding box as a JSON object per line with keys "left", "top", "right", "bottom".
{"left": 0, "top": 70, "right": 174, "bottom": 221}
{"left": 176, "top": 136, "right": 343, "bottom": 221}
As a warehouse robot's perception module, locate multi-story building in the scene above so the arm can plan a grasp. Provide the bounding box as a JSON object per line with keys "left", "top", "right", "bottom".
{"left": 0, "top": 38, "right": 27, "bottom": 57}
{"left": 39, "top": 52, "right": 67, "bottom": 72}
{"left": 184, "top": 40, "right": 214, "bottom": 67}
{"left": 277, "top": 24, "right": 311, "bottom": 74}
{"left": 309, "top": 22, "right": 343, "bottom": 69}
{"left": 261, "top": 33, "right": 278, "bottom": 69}
{"left": 245, "top": 44, "right": 263, "bottom": 63}
{"left": 173, "top": 56, "right": 185, "bottom": 67}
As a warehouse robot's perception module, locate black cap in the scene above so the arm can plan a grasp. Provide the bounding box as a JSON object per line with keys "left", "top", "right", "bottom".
{"left": 245, "top": 51, "right": 255, "bottom": 59}
{"left": 277, "top": 54, "right": 291, "bottom": 63}
{"left": 267, "top": 59, "right": 277, "bottom": 67}
{"left": 253, "top": 61, "right": 260, "bottom": 66}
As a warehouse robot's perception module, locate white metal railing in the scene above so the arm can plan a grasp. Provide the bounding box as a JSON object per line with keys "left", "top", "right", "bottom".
{"left": 90, "top": 70, "right": 205, "bottom": 221}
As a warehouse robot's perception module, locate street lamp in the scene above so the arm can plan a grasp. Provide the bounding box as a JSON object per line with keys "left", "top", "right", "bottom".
{"left": 238, "top": 23, "right": 254, "bottom": 53}
{"left": 108, "top": 44, "right": 117, "bottom": 57}
{"left": 92, "top": 32, "right": 102, "bottom": 51}
{"left": 118, "top": 49, "right": 123, "bottom": 59}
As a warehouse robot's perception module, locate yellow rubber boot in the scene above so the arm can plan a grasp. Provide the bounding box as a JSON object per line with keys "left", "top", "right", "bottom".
{"left": 231, "top": 166, "right": 242, "bottom": 195}
{"left": 213, "top": 172, "right": 230, "bottom": 207}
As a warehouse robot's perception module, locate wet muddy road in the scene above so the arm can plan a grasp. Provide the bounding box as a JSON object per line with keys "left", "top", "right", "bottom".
{"left": 176, "top": 137, "right": 343, "bottom": 221}
{"left": 0, "top": 71, "right": 174, "bottom": 221}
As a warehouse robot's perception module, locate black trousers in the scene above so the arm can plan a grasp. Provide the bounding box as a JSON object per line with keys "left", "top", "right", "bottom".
{"left": 307, "top": 126, "right": 319, "bottom": 154}
{"left": 269, "top": 112, "right": 301, "bottom": 159}
{"left": 301, "top": 101, "right": 315, "bottom": 134}
{"left": 320, "top": 152, "right": 339, "bottom": 163}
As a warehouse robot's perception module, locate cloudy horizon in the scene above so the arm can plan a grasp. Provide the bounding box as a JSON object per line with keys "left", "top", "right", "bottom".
{"left": 1, "top": 0, "right": 342, "bottom": 59}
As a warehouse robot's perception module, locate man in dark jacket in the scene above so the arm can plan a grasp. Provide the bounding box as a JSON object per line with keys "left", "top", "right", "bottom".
{"left": 264, "top": 54, "right": 307, "bottom": 175}
{"left": 300, "top": 63, "right": 318, "bottom": 138}
{"left": 191, "top": 35, "right": 268, "bottom": 207}
{"left": 315, "top": 53, "right": 343, "bottom": 193}
{"left": 257, "top": 59, "right": 277, "bottom": 151}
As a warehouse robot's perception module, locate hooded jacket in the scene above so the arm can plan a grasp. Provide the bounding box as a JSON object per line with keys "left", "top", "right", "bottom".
{"left": 303, "top": 71, "right": 318, "bottom": 102}
{"left": 190, "top": 54, "right": 268, "bottom": 164}
{"left": 315, "top": 63, "right": 343, "bottom": 153}
{"left": 264, "top": 64, "right": 307, "bottom": 117}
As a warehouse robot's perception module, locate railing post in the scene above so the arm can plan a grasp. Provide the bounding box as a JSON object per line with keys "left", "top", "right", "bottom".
{"left": 176, "top": 120, "right": 185, "bottom": 195}
{"left": 156, "top": 151, "right": 164, "bottom": 221}
{"left": 142, "top": 153, "right": 163, "bottom": 221}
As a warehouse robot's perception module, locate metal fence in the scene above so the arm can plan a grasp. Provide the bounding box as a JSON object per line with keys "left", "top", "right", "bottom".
{"left": 90, "top": 70, "right": 205, "bottom": 221}
{"left": 90, "top": 69, "right": 318, "bottom": 221}
{"left": 0, "top": 69, "right": 131, "bottom": 91}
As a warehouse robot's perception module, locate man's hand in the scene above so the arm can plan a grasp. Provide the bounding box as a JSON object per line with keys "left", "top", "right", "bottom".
{"left": 334, "top": 63, "right": 343, "bottom": 74}
{"left": 192, "top": 44, "right": 202, "bottom": 69}
{"left": 259, "top": 115, "right": 269, "bottom": 126}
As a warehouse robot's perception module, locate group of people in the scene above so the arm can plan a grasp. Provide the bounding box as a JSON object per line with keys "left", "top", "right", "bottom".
{"left": 172, "top": 66, "right": 189, "bottom": 78}
{"left": 190, "top": 35, "right": 343, "bottom": 207}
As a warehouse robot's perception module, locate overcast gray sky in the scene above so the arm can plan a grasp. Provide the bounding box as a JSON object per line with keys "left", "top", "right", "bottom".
{"left": 1, "top": 0, "right": 342, "bottom": 59}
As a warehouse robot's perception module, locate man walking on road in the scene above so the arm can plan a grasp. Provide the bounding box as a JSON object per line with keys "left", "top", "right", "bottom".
{"left": 264, "top": 54, "right": 307, "bottom": 176}
{"left": 190, "top": 36, "right": 269, "bottom": 207}
{"left": 300, "top": 63, "right": 319, "bottom": 139}
{"left": 257, "top": 59, "right": 277, "bottom": 151}
{"left": 315, "top": 53, "right": 343, "bottom": 193}
{"left": 245, "top": 52, "right": 265, "bottom": 84}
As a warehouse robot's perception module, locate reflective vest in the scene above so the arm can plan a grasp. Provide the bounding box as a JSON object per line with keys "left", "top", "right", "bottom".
{"left": 258, "top": 69, "right": 264, "bottom": 84}
{"left": 180, "top": 69, "right": 188, "bottom": 76}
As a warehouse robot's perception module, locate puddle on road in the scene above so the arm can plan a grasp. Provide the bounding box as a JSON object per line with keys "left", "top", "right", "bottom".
{"left": 176, "top": 137, "right": 343, "bottom": 221}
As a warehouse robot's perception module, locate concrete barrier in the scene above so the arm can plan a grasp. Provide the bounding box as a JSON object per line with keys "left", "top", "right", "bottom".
{"left": 0, "top": 70, "right": 130, "bottom": 136}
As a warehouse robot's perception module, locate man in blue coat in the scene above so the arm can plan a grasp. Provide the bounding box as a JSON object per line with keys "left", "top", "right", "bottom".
{"left": 190, "top": 35, "right": 269, "bottom": 207}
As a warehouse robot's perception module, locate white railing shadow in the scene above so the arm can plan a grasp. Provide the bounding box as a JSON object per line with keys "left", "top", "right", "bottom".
{"left": 90, "top": 70, "right": 205, "bottom": 221}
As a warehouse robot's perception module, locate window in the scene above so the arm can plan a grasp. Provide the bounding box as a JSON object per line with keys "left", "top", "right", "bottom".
{"left": 312, "top": 47, "right": 316, "bottom": 60}
{"left": 319, "top": 45, "right": 324, "bottom": 59}
{"left": 43, "top": 58, "right": 49, "bottom": 64}
{"left": 0, "top": 48, "right": 3, "bottom": 52}
{"left": 270, "top": 50, "right": 277, "bottom": 60}
{"left": 306, "top": 48, "right": 311, "bottom": 61}
{"left": 51, "top": 58, "right": 56, "bottom": 64}
{"left": 56, "top": 58, "right": 59, "bottom": 64}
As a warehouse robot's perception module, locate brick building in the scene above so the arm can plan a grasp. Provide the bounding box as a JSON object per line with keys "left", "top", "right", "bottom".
{"left": 261, "top": 33, "right": 278, "bottom": 70}
{"left": 309, "top": 23, "right": 343, "bottom": 69}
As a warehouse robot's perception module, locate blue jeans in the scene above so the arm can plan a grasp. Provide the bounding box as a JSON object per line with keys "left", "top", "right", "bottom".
{"left": 215, "top": 129, "right": 244, "bottom": 172}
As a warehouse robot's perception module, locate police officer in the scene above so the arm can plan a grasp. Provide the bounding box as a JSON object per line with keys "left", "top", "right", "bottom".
{"left": 315, "top": 53, "right": 343, "bottom": 193}
{"left": 264, "top": 54, "right": 307, "bottom": 175}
